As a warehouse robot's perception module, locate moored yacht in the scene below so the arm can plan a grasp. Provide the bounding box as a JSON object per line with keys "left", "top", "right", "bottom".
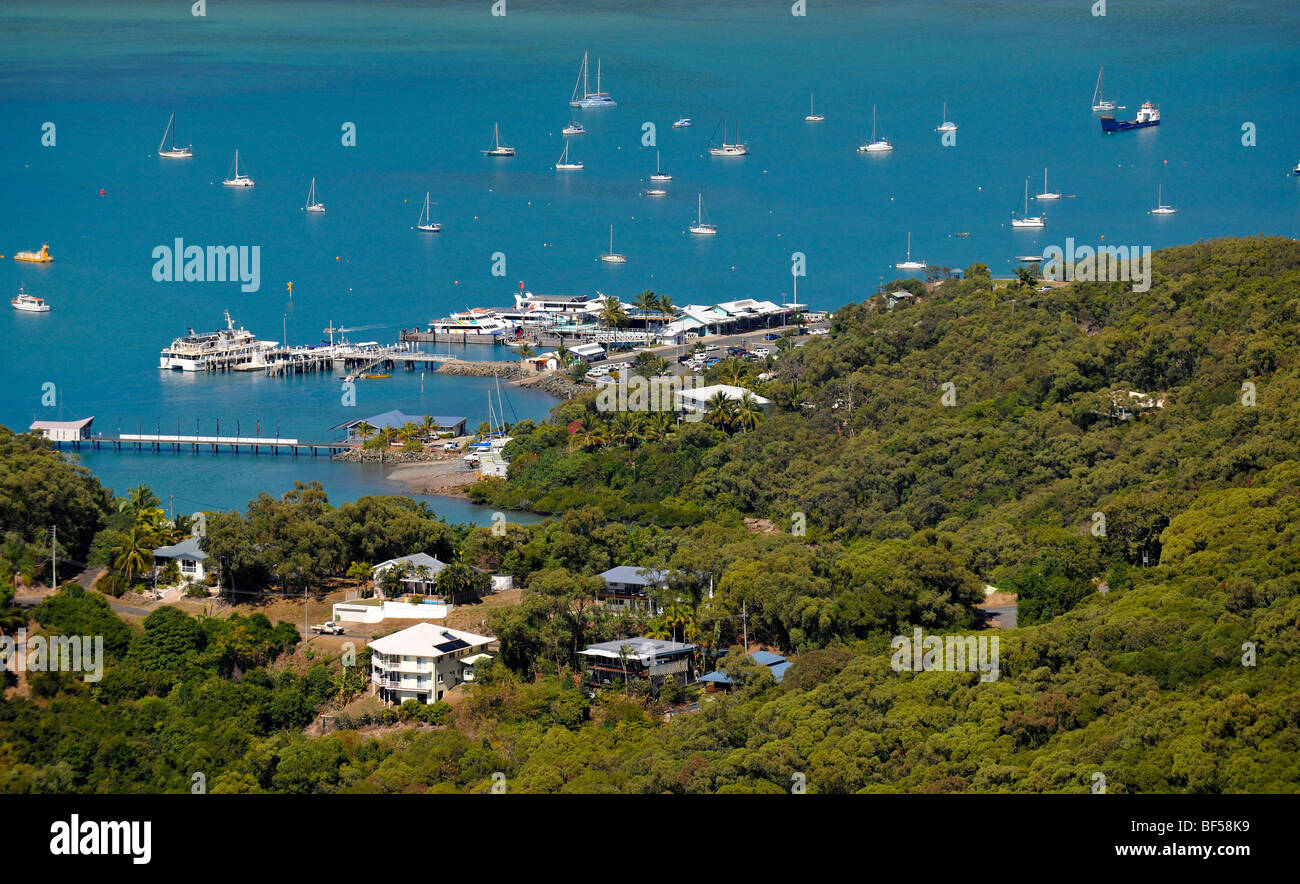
{"left": 570, "top": 52, "right": 617, "bottom": 108}
{"left": 649, "top": 150, "right": 671, "bottom": 181}
{"left": 303, "top": 177, "right": 325, "bottom": 212}
{"left": 1150, "top": 183, "right": 1177, "bottom": 215}
{"left": 934, "top": 102, "right": 957, "bottom": 133}
{"left": 222, "top": 149, "right": 254, "bottom": 186}
{"left": 562, "top": 121, "right": 585, "bottom": 135}
{"left": 858, "top": 105, "right": 892, "bottom": 153}
{"left": 1035, "top": 168, "right": 1061, "bottom": 200}
{"left": 805, "top": 94, "right": 825, "bottom": 123}
{"left": 11, "top": 284, "right": 49, "bottom": 312}
{"left": 1011, "top": 178, "right": 1046, "bottom": 228}
{"left": 600, "top": 225, "right": 627, "bottom": 263}
{"left": 708, "top": 117, "right": 748, "bottom": 156}
{"left": 555, "top": 142, "right": 584, "bottom": 171}
{"left": 157, "top": 112, "right": 193, "bottom": 158}
{"left": 482, "top": 123, "right": 516, "bottom": 157}
{"left": 672, "top": 118, "right": 692, "bottom": 129}
{"left": 689, "top": 193, "right": 717, "bottom": 235}
{"left": 895, "top": 232, "right": 926, "bottom": 270}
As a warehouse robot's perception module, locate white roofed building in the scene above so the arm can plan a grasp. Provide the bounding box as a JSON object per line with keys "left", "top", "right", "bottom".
{"left": 29, "top": 417, "right": 94, "bottom": 442}
{"left": 369, "top": 622, "right": 497, "bottom": 704}
{"left": 674, "top": 384, "right": 771, "bottom": 415}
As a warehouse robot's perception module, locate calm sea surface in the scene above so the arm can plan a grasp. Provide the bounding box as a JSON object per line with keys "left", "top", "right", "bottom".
{"left": 1, "top": 0, "right": 1297, "bottom": 519}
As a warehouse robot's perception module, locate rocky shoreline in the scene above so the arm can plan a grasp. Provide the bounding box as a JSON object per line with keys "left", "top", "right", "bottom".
{"left": 435, "top": 360, "right": 523, "bottom": 379}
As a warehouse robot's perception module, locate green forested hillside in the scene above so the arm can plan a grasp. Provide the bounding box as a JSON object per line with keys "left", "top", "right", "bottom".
{"left": 2, "top": 236, "right": 1298, "bottom": 793}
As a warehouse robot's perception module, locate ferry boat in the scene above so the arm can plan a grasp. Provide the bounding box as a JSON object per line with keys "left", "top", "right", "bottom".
{"left": 157, "top": 111, "right": 193, "bottom": 158}
{"left": 708, "top": 117, "right": 748, "bottom": 156}
{"left": 511, "top": 290, "right": 605, "bottom": 316}
{"left": 303, "top": 177, "right": 325, "bottom": 213}
{"left": 1035, "top": 168, "right": 1061, "bottom": 201}
{"left": 222, "top": 149, "right": 255, "bottom": 187}
{"left": 1101, "top": 101, "right": 1159, "bottom": 132}
{"left": 13, "top": 244, "right": 52, "bottom": 263}
{"left": 600, "top": 225, "right": 627, "bottom": 263}
{"left": 482, "top": 123, "right": 516, "bottom": 157}
{"left": 858, "top": 105, "right": 892, "bottom": 153}
{"left": 160, "top": 311, "right": 275, "bottom": 371}
{"left": 11, "top": 284, "right": 49, "bottom": 312}
{"left": 1011, "top": 179, "right": 1046, "bottom": 228}
{"left": 805, "top": 94, "right": 825, "bottom": 123}
{"left": 672, "top": 118, "right": 692, "bottom": 129}
{"left": 417, "top": 192, "right": 441, "bottom": 232}
{"left": 689, "top": 194, "right": 717, "bottom": 235}
{"left": 649, "top": 150, "right": 671, "bottom": 181}
{"left": 894, "top": 232, "right": 925, "bottom": 270}
{"left": 934, "top": 102, "right": 957, "bottom": 133}
{"left": 570, "top": 52, "right": 617, "bottom": 108}
{"left": 554, "top": 142, "right": 584, "bottom": 171}
{"left": 562, "top": 121, "right": 585, "bottom": 135}
{"left": 427, "top": 314, "right": 517, "bottom": 340}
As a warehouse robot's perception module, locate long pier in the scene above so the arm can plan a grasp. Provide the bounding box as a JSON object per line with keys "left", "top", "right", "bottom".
{"left": 49, "top": 433, "right": 353, "bottom": 457}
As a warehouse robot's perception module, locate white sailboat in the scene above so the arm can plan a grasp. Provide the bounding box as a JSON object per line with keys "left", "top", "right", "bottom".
{"left": 708, "top": 117, "right": 748, "bottom": 156}
{"left": 689, "top": 194, "right": 717, "bottom": 235}
{"left": 600, "top": 225, "right": 627, "bottom": 263}
{"left": 1091, "top": 66, "right": 1118, "bottom": 112}
{"left": 805, "top": 93, "right": 825, "bottom": 123}
{"left": 555, "top": 142, "right": 584, "bottom": 171}
{"left": 650, "top": 150, "right": 671, "bottom": 181}
{"left": 1035, "top": 168, "right": 1061, "bottom": 200}
{"left": 222, "top": 149, "right": 254, "bottom": 187}
{"left": 157, "top": 112, "right": 192, "bottom": 158}
{"left": 895, "top": 232, "right": 926, "bottom": 270}
{"left": 1011, "top": 178, "right": 1045, "bottom": 227}
{"left": 570, "top": 52, "right": 617, "bottom": 108}
{"left": 482, "top": 123, "right": 516, "bottom": 157}
{"left": 1150, "top": 183, "right": 1177, "bottom": 215}
{"left": 303, "top": 177, "right": 325, "bottom": 213}
{"left": 417, "top": 192, "right": 441, "bottom": 232}
{"left": 858, "top": 105, "right": 893, "bottom": 153}
{"left": 934, "top": 102, "right": 957, "bottom": 133}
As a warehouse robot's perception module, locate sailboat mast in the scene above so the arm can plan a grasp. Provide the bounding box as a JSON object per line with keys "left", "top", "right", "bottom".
{"left": 583, "top": 51, "right": 590, "bottom": 96}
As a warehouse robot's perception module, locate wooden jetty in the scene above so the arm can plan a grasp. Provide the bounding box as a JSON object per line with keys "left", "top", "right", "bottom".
{"left": 48, "top": 433, "right": 353, "bottom": 457}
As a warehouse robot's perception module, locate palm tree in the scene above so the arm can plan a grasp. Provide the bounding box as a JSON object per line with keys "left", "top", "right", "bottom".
{"left": 718, "top": 359, "right": 748, "bottom": 388}
{"left": 645, "top": 412, "right": 679, "bottom": 444}
{"left": 656, "top": 294, "right": 675, "bottom": 317}
{"left": 112, "top": 524, "right": 158, "bottom": 589}
{"left": 634, "top": 290, "right": 659, "bottom": 318}
{"left": 597, "top": 296, "right": 628, "bottom": 330}
{"left": 554, "top": 342, "right": 573, "bottom": 367}
{"left": 400, "top": 421, "right": 422, "bottom": 443}
{"left": 733, "top": 392, "right": 765, "bottom": 433}
{"left": 353, "top": 421, "right": 377, "bottom": 443}
{"left": 568, "top": 361, "right": 590, "bottom": 384}
{"left": 517, "top": 342, "right": 535, "bottom": 363}
{"left": 1016, "top": 266, "right": 1036, "bottom": 289}
{"left": 420, "top": 415, "right": 438, "bottom": 440}
{"left": 704, "top": 391, "right": 735, "bottom": 430}
{"left": 413, "top": 564, "right": 432, "bottom": 596}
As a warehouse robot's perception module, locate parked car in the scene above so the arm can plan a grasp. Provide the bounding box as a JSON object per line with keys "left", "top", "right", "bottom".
{"left": 764, "top": 332, "right": 780, "bottom": 341}
{"left": 753, "top": 347, "right": 771, "bottom": 357}
{"left": 311, "top": 621, "right": 345, "bottom": 635}
{"left": 706, "top": 344, "right": 719, "bottom": 351}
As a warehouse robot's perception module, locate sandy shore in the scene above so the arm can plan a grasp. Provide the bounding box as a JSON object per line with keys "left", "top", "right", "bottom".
{"left": 387, "top": 460, "right": 480, "bottom": 496}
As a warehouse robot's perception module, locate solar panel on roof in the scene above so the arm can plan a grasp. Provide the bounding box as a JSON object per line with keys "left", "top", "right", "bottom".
{"left": 435, "top": 639, "right": 470, "bottom": 653}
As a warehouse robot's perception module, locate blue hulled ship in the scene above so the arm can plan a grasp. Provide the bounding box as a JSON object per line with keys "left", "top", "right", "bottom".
{"left": 1101, "top": 101, "right": 1160, "bottom": 132}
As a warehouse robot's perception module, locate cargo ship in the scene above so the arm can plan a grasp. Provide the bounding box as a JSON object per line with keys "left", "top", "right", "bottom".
{"left": 14, "top": 244, "right": 52, "bottom": 263}
{"left": 1101, "top": 101, "right": 1160, "bottom": 133}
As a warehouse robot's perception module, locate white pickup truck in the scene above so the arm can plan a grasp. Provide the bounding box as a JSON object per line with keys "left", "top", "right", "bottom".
{"left": 311, "top": 621, "right": 345, "bottom": 635}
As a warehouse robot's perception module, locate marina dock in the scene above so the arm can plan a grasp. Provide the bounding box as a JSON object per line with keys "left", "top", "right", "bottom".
{"left": 47, "top": 433, "right": 352, "bottom": 457}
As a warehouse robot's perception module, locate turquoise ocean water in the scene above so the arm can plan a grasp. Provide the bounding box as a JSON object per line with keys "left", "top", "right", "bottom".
{"left": 1, "top": 0, "right": 1297, "bottom": 520}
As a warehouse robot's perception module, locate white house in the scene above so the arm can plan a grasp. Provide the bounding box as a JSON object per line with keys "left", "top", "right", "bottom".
{"left": 369, "top": 623, "right": 496, "bottom": 704}
{"left": 152, "top": 536, "right": 209, "bottom": 583}
{"left": 674, "top": 384, "right": 771, "bottom": 416}
{"left": 597, "top": 565, "right": 668, "bottom": 614}
{"left": 372, "top": 553, "right": 447, "bottom": 599}
{"left": 29, "top": 417, "right": 94, "bottom": 442}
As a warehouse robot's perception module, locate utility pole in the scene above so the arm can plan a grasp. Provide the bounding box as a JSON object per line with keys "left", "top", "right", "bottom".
{"left": 742, "top": 599, "right": 748, "bottom": 654}
{"left": 50, "top": 525, "right": 56, "bottom": 587}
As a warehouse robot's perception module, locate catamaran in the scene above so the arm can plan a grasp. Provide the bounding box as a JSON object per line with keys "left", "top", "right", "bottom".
{"left": 417, "top": 192, "right": 441, "bottom": 232}
{"left": 805, "top": 94, "right": 825, "bottom": 123}
{"left": 689, "top": 194, "right": 717, "bottom": 235}
{"left": 222, "top": 149, "right": 254, "bottom": 187}
{"left": 1091, "top": 66, "right": 1118, "bottom": 112}
{"left": 858, "top": 105, "right": 892, "bottom": 153}
{"left": 482, "top": 123, "right": 516, "bottom": 157}
{"left": 1011, "top": 178, "right": 1046, "bottom": 228}
{"left": 650, "top": 150, "right": 671, "bottom": 181}
{"left": 895, "top": 232, "right": 925, "bottom": 270}
{"left": 303, "top": 177, "right": 325, "bottom": 213}
{"left": 157, "top": 112, "right": 193, "bottom": 158}
{"left": 562, "top": 121, "right": 585, "bottom": 135}
{"left": 600, "top": 225, "right": 627, "bottom": 263}
{"left": 1035, "top": 168, "right": 1061, "bottom": 200}
{"left": 1150, "top": 183, "right": 1177, "bottom": 215}
{"left": 708, "top": 117, "right": 748, "bottom": 156}
{"left": 11, "top": 284, "right": 49, "bottom": 313}
{"left": 934, "top": 102, "right": 957, "bottom": 133}
{"left": 570, "top": 52, "right": 616, "bottom": 108}
{"left": 555, "top": 142, "right": 584, "bottom": 171}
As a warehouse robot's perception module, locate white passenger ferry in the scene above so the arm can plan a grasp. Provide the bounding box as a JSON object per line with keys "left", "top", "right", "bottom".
{"left": 160, "top": 311, "right": 274, "bottom": 370}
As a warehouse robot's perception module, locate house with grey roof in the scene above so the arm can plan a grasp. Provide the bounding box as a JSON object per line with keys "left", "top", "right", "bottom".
{"left": 597, "top": 565, "right": 669, "bottom": 614}
{"left": 152, "top": 536, "right": 209, "bottom": 584}
{"left": 332, "top": 409, "right": 467, "bottom": 443}
{"left": 372, "top": 553, "right": 448, "bottom": 599}
{"left": 578, "top": 636, "right": 698, "bottom": 686}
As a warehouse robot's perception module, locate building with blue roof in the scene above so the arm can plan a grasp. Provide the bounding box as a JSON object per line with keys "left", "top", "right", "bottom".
{"left": 698, "top": 650, "right": 791, "bottom": 691}
{"left": 332, "top": 409, "right": 467, "bottom": 442}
